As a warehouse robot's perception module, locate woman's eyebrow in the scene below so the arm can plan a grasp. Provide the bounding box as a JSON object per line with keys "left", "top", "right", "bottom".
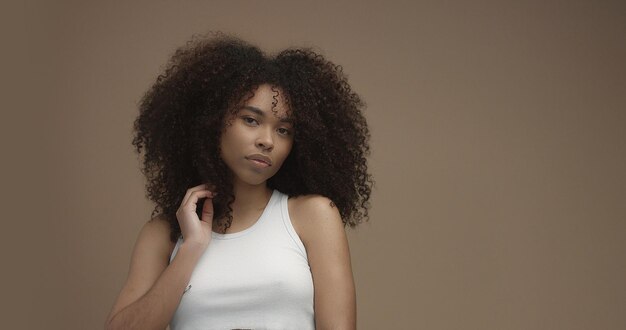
{"left": 241, "top": 105, "right": 293, "bottom": 123}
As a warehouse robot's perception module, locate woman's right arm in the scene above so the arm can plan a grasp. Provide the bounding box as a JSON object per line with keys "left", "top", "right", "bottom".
{"left": 105, "top": 185, "right": 215, "bottom": 330}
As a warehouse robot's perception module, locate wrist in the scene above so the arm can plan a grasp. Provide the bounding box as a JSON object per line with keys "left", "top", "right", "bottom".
{"left": 180, "top": 240, "right": 209, "bottom": 256}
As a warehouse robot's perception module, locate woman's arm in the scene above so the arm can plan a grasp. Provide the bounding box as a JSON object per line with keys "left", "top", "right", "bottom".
{"left": 290, "top": 196, "right": 357, "bottom": 330}
{"left": 105, "top": 217, "right": 205, "bottom": 330}
{"left": 106, "top": 184, "right": 214, "bottom": 329}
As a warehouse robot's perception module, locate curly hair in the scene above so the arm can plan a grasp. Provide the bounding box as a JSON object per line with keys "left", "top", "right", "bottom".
{"left": 132, "top": 32, "right": 373, "bottom": 242}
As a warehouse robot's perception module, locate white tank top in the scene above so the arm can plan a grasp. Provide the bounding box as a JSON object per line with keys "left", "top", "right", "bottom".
{"left": 168, "top": 189, "right": 315, "bottom": 330}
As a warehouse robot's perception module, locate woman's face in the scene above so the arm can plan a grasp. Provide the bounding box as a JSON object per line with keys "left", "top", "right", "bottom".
{"left": 220, "top": 84, "right": 294, "bottom": 187}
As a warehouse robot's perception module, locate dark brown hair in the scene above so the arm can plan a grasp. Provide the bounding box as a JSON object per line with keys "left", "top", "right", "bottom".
{"left": 132, "top": 32, "right": 373, "bottom": 242}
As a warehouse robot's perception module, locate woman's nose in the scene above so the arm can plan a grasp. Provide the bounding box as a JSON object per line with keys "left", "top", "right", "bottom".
{"left": 255, "top": 129, "right": 274, "bottom": 151}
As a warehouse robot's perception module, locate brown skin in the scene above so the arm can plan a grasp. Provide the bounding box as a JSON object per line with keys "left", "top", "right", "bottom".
{"left": 106, "top": 85, "right": 356, "bottom": 329}
{"left": 290, "top": 195, "right": 357, "bottom": 329}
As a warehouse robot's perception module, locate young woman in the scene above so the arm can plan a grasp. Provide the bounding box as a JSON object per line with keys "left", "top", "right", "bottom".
{"left": 105, "top": 33, "right": 372, "bottom": 330}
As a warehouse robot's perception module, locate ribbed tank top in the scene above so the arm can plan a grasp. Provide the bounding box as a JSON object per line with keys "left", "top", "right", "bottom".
{"left": 168, "top": 189, "right": 315, "bottom": 330}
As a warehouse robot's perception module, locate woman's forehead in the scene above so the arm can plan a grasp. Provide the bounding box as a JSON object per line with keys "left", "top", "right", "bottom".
{"left": 242, "top": 84, "right": 292, "bottom": 117}
{"left": 239, "top": 105, "right": 293, "bottom": 123}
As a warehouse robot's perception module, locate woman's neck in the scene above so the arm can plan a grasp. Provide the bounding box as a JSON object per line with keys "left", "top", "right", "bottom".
{"left": 230, "top": 180, "right": 273, "bottom": 214}
{"left": 211, "top": 180, "right": 272, "bottom": 233}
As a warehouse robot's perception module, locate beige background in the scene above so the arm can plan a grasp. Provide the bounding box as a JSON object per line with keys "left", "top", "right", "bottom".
{"left": 2, "top": 0, "right": 625, "bottom": 329}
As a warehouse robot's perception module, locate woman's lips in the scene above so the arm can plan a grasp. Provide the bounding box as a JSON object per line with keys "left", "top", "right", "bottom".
{"left": 248, "top": 159, "right": 270, "bottom": 167}
{"left": 246, "top": 154, "right": 272, "bottom": 167}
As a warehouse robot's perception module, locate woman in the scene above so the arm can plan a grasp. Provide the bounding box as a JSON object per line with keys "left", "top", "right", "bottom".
{"left": 106, "top": 32, "right": 372, "bottom": 330}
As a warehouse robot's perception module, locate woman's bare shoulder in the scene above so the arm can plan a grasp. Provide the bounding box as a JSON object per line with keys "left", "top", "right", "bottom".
{"left": 287, "top": 194, "right": 343, "bottom": 247}
{"left": 288, "top": 194, "right": 337, "bottom": 214}
{"left": 139, "top": 215, "right": 177, "bottom": 261}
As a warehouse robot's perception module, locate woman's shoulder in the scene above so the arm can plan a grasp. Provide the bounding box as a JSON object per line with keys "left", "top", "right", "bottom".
{"left": 136, "top": 215, "right": 178, "bottom": 260}
{"left": 287, "top": 194, "right": 343, "bottom": 248}
{"left": 288, "top": 194, "right": 338, "bottom": 215}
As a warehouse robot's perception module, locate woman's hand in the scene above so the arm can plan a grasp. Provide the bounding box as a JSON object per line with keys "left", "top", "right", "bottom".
{"left": 176, "top": 184, "right": 216, "bottom": 248}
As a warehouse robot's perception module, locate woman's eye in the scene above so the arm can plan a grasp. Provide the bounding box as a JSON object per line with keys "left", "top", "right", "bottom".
{"left": 277, "top": 128, "right": 292, "bottom": 136}
{"left": 242, "top": 117, "right": 258, "bottom": 125}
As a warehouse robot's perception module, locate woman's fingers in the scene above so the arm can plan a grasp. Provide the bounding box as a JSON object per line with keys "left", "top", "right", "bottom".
{"left": 183, "top": 189, "right": 213, "bottom": 208}
{"left": 201, "top": 196, "right": 215, "bottom": 224}
{"left": 176, "top": 185, "right": 217, "bottom": 247}
{"left": 181, "top": 183, "right": 214, "bottom": 205}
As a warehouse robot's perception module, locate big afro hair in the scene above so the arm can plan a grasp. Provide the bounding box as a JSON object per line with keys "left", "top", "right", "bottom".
{"left": 132, "top": 32, "right": 373, "bottom": 242}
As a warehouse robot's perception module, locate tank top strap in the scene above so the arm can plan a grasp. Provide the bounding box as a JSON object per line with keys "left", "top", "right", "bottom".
{"left": 277, "top": 191, "right": 308, "bottom": 258}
